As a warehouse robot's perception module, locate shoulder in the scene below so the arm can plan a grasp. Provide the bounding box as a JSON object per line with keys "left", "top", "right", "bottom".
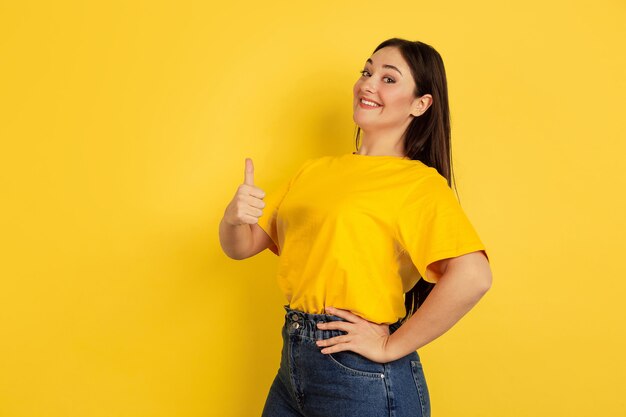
{"left": 296, "top": 155, "right": 329, "bottom": 172}
{"left": 296, "top": 154, "right": 338, "bottom": 172}
{"left": 399, "top": 165, "right": 456, "bottom": 209}
{"left": 285, "top": 155, "right": 332, "bottom": 183}
{"left": 405, "top": 164, "right": 450, "bottom": 193}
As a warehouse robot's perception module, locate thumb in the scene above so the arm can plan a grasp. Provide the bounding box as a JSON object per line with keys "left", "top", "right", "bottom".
{"left": 244, "top": 157, "right": 254, "bottom": 186}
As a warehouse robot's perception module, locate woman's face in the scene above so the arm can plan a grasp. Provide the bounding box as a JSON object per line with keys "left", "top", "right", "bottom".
{"left": 352, "top": 46, "right": 421, "bottom": 132}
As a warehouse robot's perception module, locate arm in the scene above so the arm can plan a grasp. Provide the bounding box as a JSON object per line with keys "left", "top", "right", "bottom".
{"left": 219, "top": 219, "right": 275, "bottom": 260}
{"left": 218, "top": 158, "right": 277, "bottom": 260}
{"left": 383, "top": 250, "right": 492, "bottom": 361}
{"left": 219, "top": 218, "right": 253, "bottom": 260}
{"left": 315, "top": 250, "right": 492, "bottom": 361}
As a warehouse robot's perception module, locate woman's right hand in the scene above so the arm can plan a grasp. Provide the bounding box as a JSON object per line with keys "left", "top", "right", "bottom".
{"left": 222, "top": 158, "right": 267, "bottom": 226}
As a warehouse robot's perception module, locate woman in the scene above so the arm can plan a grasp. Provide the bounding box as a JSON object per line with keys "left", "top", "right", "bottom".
{"left": 219, "top": 38, "right": 492, "bottom": 417}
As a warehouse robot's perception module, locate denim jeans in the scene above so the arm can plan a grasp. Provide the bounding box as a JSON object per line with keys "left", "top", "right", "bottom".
{"left": 261, "top": 305, "right": 431, "bottom": 417}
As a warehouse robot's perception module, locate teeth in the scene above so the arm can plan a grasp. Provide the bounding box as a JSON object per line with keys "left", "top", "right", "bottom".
{"left": 361, "top": 98, "right": 380, "bottom": 107}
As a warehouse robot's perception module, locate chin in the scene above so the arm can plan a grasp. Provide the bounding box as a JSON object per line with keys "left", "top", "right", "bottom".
{"left": 353, "top": 115, "right": 376, "bottom": 130}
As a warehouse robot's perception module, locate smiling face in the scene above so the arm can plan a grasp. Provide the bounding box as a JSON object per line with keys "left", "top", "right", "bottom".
{"left": 352, "top": 46, "right": 421, "bottom": 133}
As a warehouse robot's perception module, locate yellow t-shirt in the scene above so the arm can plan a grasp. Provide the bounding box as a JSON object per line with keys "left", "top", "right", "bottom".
{"left": 257, "top": 152, "right": 489, "bottom": 324}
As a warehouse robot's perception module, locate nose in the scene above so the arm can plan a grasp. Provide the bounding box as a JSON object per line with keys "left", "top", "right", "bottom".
{"left": 360, "top": 77, "right": 376, "bottom": 95}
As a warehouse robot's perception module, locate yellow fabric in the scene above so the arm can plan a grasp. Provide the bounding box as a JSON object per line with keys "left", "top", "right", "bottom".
{"left": 257, "top": 152, "right": 489, "bottom": 324}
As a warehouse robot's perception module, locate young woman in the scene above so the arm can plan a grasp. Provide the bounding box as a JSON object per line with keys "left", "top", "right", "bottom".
{"left": 219, "top": 37, "right": 492, "bottom": 417}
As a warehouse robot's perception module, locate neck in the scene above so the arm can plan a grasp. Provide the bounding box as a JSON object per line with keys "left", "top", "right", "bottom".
{"left": 358, "top": 129, "right": 406, "bottom": 157}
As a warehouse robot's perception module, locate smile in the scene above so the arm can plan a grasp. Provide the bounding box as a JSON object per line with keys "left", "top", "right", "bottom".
{"left": 359, "top": 98, "right": 382, "bottom": 108}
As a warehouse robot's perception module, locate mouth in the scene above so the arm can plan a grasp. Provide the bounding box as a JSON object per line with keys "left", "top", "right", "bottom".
{"left": 358, "top": 98, "right": 382, "bottom": 108}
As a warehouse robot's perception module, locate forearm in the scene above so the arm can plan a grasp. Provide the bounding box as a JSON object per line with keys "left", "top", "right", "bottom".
{"left": 218, "top": 217, "right": 253, "bottom": 260}
{"left": 385, "top": 269, "right": 491, "bottom": 361}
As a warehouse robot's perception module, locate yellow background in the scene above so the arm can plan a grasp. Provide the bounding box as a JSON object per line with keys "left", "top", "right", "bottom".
{"left": 1, "top": 0, "right": 625, "bottom": 416}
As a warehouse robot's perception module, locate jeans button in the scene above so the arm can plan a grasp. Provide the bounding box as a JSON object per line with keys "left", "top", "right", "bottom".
{"left": 291, "top": 313, "right": 299, "bottom": 321}
{"left": 291, "top": 322, "right": 300, "bottom": 329}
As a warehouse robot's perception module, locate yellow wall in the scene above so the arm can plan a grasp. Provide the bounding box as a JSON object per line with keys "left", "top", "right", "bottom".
{"left": 1, "top": 1, "right": 624, "bottom": 416}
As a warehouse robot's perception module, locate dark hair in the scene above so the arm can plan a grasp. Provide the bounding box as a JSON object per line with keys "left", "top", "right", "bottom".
{"left": 354, "top": 38, "right": 459, "bottom": 324}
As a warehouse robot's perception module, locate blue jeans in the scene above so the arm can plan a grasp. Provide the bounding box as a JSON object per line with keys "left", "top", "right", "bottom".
{"left": 261, "top": 305, "right": 431, "bottom": 417}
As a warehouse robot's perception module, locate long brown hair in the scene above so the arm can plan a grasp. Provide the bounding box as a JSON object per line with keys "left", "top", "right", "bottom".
{"left": 354, "top": 38, "right": 459, "bottom": 323}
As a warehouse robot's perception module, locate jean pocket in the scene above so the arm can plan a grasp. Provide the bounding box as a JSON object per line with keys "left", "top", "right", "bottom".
{"left": 326, "top": 350, "right": 386, "bottom": 379}
{"left": 410, "top": 360, "right": 431, "bottom": 417}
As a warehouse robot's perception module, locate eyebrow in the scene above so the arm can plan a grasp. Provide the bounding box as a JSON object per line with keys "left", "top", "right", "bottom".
{"left": 366, "top": 58, "right": 403, "bottom": 77}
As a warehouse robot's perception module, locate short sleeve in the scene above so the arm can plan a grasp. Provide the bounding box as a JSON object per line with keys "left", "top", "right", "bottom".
{"left": 256, "top": 158, "right": 313, "bottom": 256}
{"left": 395, "top": 174, "right": 489, "bottom": 284}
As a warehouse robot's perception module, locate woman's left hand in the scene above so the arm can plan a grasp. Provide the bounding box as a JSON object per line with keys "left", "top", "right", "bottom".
{"left": 315, "top": 306, "right": 392, "bottom": 363}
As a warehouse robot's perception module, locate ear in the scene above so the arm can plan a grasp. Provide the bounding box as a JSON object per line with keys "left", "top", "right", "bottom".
{"left": 410, "top": 94, "right": 433, "bottom": 117}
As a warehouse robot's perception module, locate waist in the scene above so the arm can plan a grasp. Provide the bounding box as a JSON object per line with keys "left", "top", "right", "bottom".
{"left": 283, "top": 304, "right": 402, "bottom": 339}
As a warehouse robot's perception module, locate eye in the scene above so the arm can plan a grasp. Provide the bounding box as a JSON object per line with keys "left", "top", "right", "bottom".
{"left": 359, "top": 69, "right": 395, "bottom": 84}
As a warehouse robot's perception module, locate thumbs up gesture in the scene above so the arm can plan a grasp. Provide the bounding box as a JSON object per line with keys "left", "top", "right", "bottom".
{"left": 223, "top": 158, "right": 267, "bottom": 226}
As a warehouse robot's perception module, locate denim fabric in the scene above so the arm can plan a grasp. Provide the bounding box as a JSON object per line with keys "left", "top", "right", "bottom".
{"left": 261, "top": 305, "right": 431, "bottom": 417}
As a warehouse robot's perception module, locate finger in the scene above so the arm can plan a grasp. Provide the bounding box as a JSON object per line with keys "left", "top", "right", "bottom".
{"left": 316, "top": 335, "right": 350, "bottom": 347}
{"left": 320, "top": 343, "right": 352, "bottom": 355}
{"left": 243, "top": 205, "right": 263, "bottom": 219}
{"left": 325, "top": 306, "right": 362, "bottom": 323}
{"left": 247, "top": 197, "right": 266, "bottom": 210}
{"left": 243, "top": 158, "right": 254, "bottom": 186}
{"left": 317, "top": 320, "right": 351, "bottom": 332}
{"left": 241, "top": 213, "right": 260, "bottom": 224}
{"left": 241, "top": 184, "right": 265, "bottom": 199}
